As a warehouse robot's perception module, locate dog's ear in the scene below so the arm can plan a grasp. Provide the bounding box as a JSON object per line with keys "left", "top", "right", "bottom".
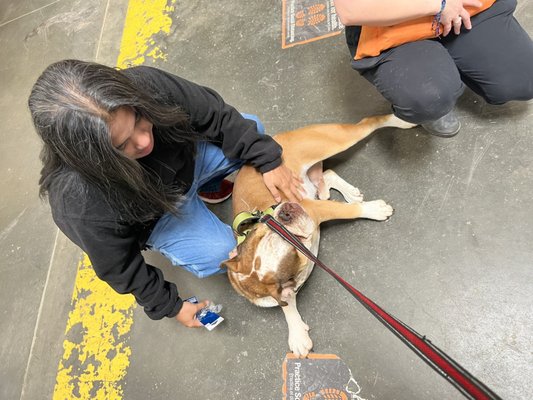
{"left": 220, "top": 247, "right": 241, "bottom": 272}
{"left": 220, "top": 257, "right": 241, "bottom": 273}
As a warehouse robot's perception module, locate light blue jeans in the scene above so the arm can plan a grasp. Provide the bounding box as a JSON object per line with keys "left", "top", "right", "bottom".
{"left": 146, "top": 114, "right": 265, "bottom": 278}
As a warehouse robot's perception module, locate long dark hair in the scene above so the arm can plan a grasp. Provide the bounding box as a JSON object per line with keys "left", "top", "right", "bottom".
{"left": 28, "top": 59, "right": 193, "bottom": 223}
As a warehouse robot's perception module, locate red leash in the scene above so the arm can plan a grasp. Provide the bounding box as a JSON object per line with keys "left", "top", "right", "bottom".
{"left": 260, "top": 214, "right": 501, "bottom": 400}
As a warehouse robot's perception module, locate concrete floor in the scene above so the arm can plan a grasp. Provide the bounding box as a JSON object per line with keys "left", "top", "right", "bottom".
{"left": 1, "top": 1, "right": 532, "bottom": 399}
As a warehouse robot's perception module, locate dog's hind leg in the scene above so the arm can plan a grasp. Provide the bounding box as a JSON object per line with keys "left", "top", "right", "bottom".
{"left": 275, "top": 114, "right": 416, "bottom": 173}
{"left": 323, "top": 169, "right": 363, "bottom": 203}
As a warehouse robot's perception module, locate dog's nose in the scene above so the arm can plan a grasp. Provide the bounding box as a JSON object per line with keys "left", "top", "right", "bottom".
{"left": 278, "top": 209, "right": 292, "bottom": 222}
{"left": 278, "top": 203, "right": 300, "bottom": 222}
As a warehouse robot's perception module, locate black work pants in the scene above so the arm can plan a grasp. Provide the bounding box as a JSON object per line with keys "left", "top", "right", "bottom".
{"left": 349, "top": 0, "right": 533, "bottom": 124}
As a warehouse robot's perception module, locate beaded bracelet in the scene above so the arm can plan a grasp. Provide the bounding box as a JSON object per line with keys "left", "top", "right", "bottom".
{"left": 432, "top": 0, "right": 447, "bottom": 36}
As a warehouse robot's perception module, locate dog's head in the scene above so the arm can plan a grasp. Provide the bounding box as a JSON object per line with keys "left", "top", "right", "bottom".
{"left": 221, "top": 202, "right": 318, "bottom": 307}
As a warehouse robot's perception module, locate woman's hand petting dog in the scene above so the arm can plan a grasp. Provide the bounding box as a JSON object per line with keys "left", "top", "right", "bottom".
{"left": 262, "top": 163, "right": 304, "bottom": 203}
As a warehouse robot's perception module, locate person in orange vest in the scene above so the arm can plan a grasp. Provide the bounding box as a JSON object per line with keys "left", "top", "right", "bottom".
{"left": 335, "top": 0, "right": 533, "bottom": 137}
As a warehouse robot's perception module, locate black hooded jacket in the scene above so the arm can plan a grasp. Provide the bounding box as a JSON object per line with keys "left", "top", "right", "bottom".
{"left": 48, "top": 66, "right": 282, "bottom": 319}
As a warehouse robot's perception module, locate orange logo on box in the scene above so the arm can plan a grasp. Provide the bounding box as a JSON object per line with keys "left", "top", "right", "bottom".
{"left": 303, "top": 387, "right": 349, "bottom": 399}
{"left": 282, "top": 0, "right": 344, "bottom": 48}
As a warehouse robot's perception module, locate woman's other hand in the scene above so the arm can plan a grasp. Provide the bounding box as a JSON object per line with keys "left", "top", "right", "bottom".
{"left": 441, "top": 0, "right": 482, "bottom": 36}
{"left": 175, "top": 300, "right": 209, "bottom": 328}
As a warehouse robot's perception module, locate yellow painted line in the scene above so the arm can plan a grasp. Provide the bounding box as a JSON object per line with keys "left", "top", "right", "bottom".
{"left": 117, "top": 0, "right": 177, "bottom": 68}
{"left": 53, "top": 1, "right": 177, "bottom": 399}
{"left": 53, "top": 255, "right": 135, "bottom": 399}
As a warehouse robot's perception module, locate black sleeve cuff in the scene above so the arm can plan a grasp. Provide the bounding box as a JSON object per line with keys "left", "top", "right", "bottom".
{"left": 257, "top": 157, "right": 283, "bottom": 174}
{"left": 167, "top": 296, "right": 183, "bottom": 319}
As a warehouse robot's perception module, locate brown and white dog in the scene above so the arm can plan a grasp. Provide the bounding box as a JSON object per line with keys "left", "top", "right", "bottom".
{"left": 221, "top": 114, "right": 415, "bottom": 357}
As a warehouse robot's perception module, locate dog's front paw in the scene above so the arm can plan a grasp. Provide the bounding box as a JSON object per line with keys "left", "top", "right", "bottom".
{"left": 288, "top": 323, "right": 313, "bottom": 357}
{"left": 361, "top": 199, "right": 393, "bottom": 221}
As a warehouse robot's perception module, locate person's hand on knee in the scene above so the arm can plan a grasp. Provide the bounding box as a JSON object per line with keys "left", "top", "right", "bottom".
{"left": 441, "top": 0, "right": 482, "bottom": 36}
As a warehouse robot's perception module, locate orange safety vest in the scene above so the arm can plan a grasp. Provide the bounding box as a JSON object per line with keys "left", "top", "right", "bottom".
{"left": 354, "top": 0, "right": 496, "bottom": 60}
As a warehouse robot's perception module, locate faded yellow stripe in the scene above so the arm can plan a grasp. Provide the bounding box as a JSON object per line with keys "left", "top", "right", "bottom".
{"left": 53, "top": 255, "right": 135, "bottom": 399}
{"left": 53, "top": 1, "right": 176, "bottom": 399}
{"left": 117, "top": 0, "right": 177, "bottom": 68}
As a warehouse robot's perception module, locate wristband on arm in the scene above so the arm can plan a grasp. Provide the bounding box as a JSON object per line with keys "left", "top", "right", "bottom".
{"left": 432, "top": 0, "right": 447, "bottom": 36}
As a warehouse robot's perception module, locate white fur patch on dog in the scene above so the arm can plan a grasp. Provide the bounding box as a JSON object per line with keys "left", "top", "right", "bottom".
{"left": 252, "top": 296, "right": 279, "bottom": 307}
{"left": 254, "top": 235, "right": 291, "bottom": 281}
{"left": 323, "top": 169, "right": 363, "bottom": 203}
{"left": 361, "top": 200, "right": 393, "bottom": 220}
{"left": 386, "top": 114, "right": 418, "bottom": 129}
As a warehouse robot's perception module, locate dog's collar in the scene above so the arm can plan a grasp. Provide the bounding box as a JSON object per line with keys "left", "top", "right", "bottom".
{"left": 232, "top": 205, "right": 278, "bottom": 245}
